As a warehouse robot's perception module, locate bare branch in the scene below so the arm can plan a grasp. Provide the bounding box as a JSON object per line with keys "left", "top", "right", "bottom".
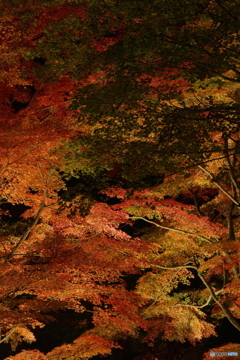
{"left": 174, "top": 289, "right": 223, "bottom": 309}
{"left": 130, "top": 216, "right": 215, "bottom": 244}
{"left": 198, "top": 165, "right": 240, "bottom": 206}
{"left": 197, "top": 271, "right": 240, "bottom": 330}
{"left": 4, "top": 203, "right": 45, "bottom": 263}
{"left": 0, "top": 326, "right": 18, "bottom": 344}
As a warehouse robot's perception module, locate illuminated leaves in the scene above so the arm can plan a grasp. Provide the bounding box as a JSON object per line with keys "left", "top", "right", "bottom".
{"left": 46, "top": 334, "right": 115, "bottom": 360}
{"left": 7, "top": 349, "right": 47, "bottom": 360}
{"left": 160, "top": 307, "right": 216, "bottom": 345}
{"left": 1, "top": 1, "right": 240, "bottom": 359}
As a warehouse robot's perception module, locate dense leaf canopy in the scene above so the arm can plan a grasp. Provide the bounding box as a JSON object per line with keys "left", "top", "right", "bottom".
{"left": 0, "top": 1, "right": 240, "bottom": 360}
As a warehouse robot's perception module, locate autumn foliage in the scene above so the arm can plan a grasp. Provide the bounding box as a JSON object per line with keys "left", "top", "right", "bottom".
{"left": 0, "top": 1, "right": 240, "bottom": 360}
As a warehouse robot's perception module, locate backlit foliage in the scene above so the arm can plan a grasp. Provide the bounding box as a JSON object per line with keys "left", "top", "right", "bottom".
{"left": 1, "top": 1, "right": 240, "bottom": 359}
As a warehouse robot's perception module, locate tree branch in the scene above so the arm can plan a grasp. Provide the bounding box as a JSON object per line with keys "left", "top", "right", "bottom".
{"left": 189, "top": 188, "right": 204, "bottom": 216}
{"left": 153, "top": 262, "right": 240, "bottom": 330}
{"left": 198, "top": 165, "right": 240, "bottom": 206}
{"left": 4, "top": 203, "right": 45, "bottom": 263}
{"left": 215, "top": 0, "right": 239, "bottom": 21}
{"left": 197, "top": 271, "right": 240, "bottom": 330}
{"left": 223, "top": 135, "right": 240, "bottom": 203}
{"left": 106, "top": 247, "right": 240, "bottom": 331}
{"left": 174, "top": 289, "right": 223, "bottom": 309}
{"left": 0, "top": 326, "right": 18, "bottom": 344}
{"left": 130, "top": 216, "right": 214, "bottom": 244}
